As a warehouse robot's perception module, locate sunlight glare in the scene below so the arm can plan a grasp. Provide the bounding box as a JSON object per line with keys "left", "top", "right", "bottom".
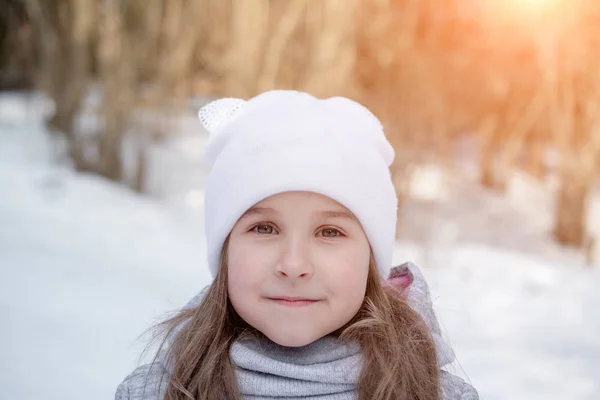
{"left": 482, "top": 0, "right": 566, "bottom": 27}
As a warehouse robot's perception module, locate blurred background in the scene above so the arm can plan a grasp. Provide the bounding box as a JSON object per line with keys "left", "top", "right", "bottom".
{"left": 1, "top": 0, "right": 599, "bottom": 399}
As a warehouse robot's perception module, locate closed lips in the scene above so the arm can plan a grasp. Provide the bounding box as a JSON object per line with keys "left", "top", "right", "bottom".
{"left": 268, "top": 297, "right": 320, "bottom": 305}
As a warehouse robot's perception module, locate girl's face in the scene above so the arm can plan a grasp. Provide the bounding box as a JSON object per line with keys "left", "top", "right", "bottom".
{"left": 227, "top": 191, "right": 371, "bottom": 347}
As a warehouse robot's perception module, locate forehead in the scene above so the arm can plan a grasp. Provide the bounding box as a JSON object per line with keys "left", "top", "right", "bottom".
{"left": 258, "top": 190, "right": 342, "bottom": 205}
{"left": 242, "top": 191, "right": 358, "bottom": 221}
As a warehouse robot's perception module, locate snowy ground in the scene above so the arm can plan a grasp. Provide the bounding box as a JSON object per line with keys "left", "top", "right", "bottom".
{"left": 1, "top": 92, "right": 599, "bottom": 400}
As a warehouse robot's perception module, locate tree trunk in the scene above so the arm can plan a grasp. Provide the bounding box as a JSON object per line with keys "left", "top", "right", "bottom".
{"left": 132, "top": 143, "right": 147, "bottom": 193}
{"left": 29, "top": 0, "right": 94, "bottom": 170}
{"left": 98, "top": 112, "right": 124, "bottom": 181}
{"left": 527, "top": 139, "right": 545, "bottom": 180}
{"left": 552, "top": 164, "right": 589, "bottom": 247}
{"left": 479, "top": 116, "right": 500, "bottom": 189}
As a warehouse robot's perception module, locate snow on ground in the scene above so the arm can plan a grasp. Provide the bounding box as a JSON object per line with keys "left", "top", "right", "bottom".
{"left": 394, "top": 243, "right": 600, "bottom": 399}
{"left": 1, "top": 92, "right": 599, "bottom": 400}
{"left": 0, "top": 93, "right": 210, "bottom": 400}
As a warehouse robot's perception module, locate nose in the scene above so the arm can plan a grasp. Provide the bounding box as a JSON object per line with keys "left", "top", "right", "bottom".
{"left": 275, "top": 236, "right": 313, "bottom": 281}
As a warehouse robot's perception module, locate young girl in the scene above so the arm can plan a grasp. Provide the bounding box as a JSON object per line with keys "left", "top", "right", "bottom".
{"left": 116, "top": 91, "right": 478, "bottom": 399}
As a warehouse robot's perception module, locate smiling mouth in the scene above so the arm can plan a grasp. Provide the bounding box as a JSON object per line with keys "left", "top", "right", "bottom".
{"left": 268, "top": 297, "right": 320, "bottom": 307}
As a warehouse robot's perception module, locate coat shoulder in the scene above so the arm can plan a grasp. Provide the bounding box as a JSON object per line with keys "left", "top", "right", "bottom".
{"left": 389, "top": 263, "right": 479, "bottom": 399}
{"left": 115, "top": 286, "right": 209, "bottom": 400}
{"left": 440, "top": 370, "right": 479, "bottom": 400}
{"left": 115, "top": 362, "right": 169, "bottom": 400}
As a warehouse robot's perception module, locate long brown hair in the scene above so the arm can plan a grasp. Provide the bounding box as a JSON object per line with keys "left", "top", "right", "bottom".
{"left": 155, "top": 240, "right": 440, "bottom": 399}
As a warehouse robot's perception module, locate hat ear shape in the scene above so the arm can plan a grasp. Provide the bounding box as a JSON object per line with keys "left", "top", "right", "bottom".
{"left": 198, "top": 97, "right": 247, "bottom": 166}
{"left": 198, "top": 97, "right": 246, "bottom": 132}
{"left": 324, "top": 96, "right": 395, "bottom": 167}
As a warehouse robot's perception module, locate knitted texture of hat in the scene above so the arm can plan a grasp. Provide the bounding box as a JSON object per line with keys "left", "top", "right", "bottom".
{"left": 198, "top": 90, "right": 398, "bottom": 278}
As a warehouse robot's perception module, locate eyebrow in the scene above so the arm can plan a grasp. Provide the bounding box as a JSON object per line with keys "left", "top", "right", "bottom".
{"left": 316, "top": 210, "right": 358, "bottom": 221}
{"left": 241, "top": 206, "right": 279, "bottom": 218}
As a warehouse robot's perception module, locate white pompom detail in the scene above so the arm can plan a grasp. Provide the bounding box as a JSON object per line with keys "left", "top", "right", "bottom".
{"left": 198, "top": 98, "right": 246, "bottom": 133}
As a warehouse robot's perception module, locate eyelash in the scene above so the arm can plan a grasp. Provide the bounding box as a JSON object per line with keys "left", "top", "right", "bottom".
{"left": 250, "top": 224, "right": 345, "bottom": 238}
{"left": 318, "top": 227, "right": 343, "bottom": 238}
{"left": 251, "top": 224, "right": 279, "bottom": 235}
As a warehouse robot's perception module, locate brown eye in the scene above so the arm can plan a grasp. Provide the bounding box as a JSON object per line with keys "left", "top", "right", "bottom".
{"left": 254, "top": 224, "right": 275, "bottom": 234}
{"left": 320, "top": 228, "right": 341, "bottom": 238}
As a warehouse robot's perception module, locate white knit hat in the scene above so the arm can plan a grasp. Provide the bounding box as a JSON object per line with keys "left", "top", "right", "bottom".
{"left": 198, "top": 90, "right": 397, "bottom": 279}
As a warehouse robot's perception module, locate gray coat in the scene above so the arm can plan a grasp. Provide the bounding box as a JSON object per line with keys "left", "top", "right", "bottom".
{"left": 115, "top": 262, "right": 478, "bottom": 399}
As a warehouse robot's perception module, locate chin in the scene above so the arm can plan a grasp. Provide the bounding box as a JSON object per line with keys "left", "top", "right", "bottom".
{"left": 263, "top": 329, "right": 324, "bottom": 348}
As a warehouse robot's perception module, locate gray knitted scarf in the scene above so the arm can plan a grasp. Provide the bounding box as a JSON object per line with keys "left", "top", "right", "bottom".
{"left": 232, "top": 335, "right": 361, "bottom": 399}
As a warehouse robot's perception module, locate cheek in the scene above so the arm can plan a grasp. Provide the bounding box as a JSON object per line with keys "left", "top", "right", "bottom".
{"left": 324, "top": 246, "right": 370, "bottom": 296}
{"left": 227, "top": 239, "right": 274, "bottom": 292}
{"left": 227, "top": 242, "right": 261, "bottom": 319}
{"left": 228, "top": 245, "right": 253, "bottom": 290}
